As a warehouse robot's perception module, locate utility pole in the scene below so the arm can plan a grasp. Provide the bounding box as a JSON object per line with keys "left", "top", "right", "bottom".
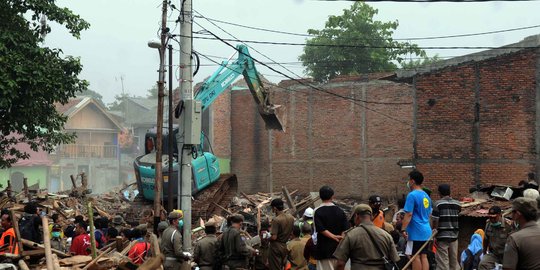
{"left": 167, "top": 44, "right": 174, "bottom": 211}
{"left": 178, "top": 0, "right": 194, "bottom": 251}
{"left": 153, "top": 0, "right": 168, "bottom": 235}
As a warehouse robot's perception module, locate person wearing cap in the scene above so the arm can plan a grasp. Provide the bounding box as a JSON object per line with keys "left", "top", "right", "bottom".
{"left": 219, "top": 214, "right": 256, "bottom": 269}
{"left": 160, "top": 210, "right": 190, "bottom": 270}
{"left": 194, "top": 221, "right": 219, "bottom": 270}
{"left": 431, "top": 184, "right": 461, "bottom": 270}
{"left": 50, "top": 223, "right": 66, "bottom": 252}
{"left": 401, "top": 170, "right": 432, "bottom": 270}
{"left": 157, "top": 221, "right": 169, "bottom": 238}
{"left": 502, "top": 197, "right": 540, "bottom": 270}
{"left": 112, "top": 215, "right": 126, "bottom": 232}
{"left": 299, "top": 207, "right": 314, "bottom": 237}
{"left": 478, "top": 205, "right": 511, "bottom": 270}
{"left": 333, "top": 204, "right": 399, "bottom": 270}
{"left": 268, "top": 198, "right": 295, "bottom": 270}
{"left": 369, "top": 195, "right": 385, "bottom": 229}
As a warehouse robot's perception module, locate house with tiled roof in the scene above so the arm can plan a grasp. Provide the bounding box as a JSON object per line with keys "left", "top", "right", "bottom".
{"left": 50, "top": 97, "right": 123, "bottom": 193}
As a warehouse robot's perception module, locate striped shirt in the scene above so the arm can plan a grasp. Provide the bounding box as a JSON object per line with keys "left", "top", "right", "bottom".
{"left": 432, "top": 197, "right": 461, "bottom": 241}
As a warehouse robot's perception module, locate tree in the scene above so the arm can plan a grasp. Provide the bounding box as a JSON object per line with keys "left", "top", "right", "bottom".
{"left": 299, "top": 2, "right": 426, "bottom": 82}
{"left": 146, "top": 85, "right": 158, "bottom": 99}
{"left": 0, "top": 1, "right": 90, "bottom": 168}
{"left": 108, "top": 92, "right": 133, "bottom": 112}
{"left": 401, "top": 55, "right": 442, "bottom": 70}
{"left": 79, "top": 89, "right": 106, "bottom": 107}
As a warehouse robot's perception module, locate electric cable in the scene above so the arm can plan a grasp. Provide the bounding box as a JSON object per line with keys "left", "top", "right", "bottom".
{"left": 194, "top": 15, "right": 540, "bottom": 41}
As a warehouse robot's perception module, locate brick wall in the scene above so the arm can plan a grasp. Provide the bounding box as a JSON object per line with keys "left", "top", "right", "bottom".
{"left": 212, "top": 76, "right": 414, "bottom": 199}
{"left": 414, "top": 49, "right": 539, "bottom": 199}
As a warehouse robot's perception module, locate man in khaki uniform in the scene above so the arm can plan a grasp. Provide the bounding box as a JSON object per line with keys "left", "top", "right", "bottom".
{"left": 269, "top": 198, "right": 295, "bottom": 270}
{"left": 503, "top": 197, "right": 540, "bottom": 270}
{"left": 219, "top": 214, "right": 255, "bottom": 269}
{"left": 287, "top": 223, "right": 311, "bottom": 270}
{"left": 333, "top": 204, "right": 400, "bottom": 270}
{"left": 194, "top": 221, "right": 219, "bottom": 270}
{"left": 160, "top": 211, "right": 190, "bottom": 270}
{"left": 478, "top": 206, "right": 512, "bottom": 270}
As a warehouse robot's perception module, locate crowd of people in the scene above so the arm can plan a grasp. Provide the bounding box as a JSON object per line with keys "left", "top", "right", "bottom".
{"left": 2, "top": 169, "right": 540, "bottom": 270}
{"left": 0, "top": 202, "right": 158, "bottom": 266}
{"left": 186, "top": 170, "right": 540, "bottom": 270}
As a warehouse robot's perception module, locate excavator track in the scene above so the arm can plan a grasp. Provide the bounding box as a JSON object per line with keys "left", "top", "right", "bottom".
{"left": 123, "top": 174, "right": 238, "bottom": 225}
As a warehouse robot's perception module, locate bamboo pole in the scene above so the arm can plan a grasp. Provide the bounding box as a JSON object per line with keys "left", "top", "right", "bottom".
{"left": 87, "top": 201, "right": 97, "bottom": 259}
{"left": 81, "top": 247, "right": 112, "bottom": 270}
{"left": 10, "top": 210, "right": 23, "bottom": 253}
{"left": 42, "top": 216, "right": 54, "bottom": 270}
{"left": 18, "top": 260, "right": 30, "bottom": 270}
{"left": 402, "top": 230, "right": 437, "bottom": 270}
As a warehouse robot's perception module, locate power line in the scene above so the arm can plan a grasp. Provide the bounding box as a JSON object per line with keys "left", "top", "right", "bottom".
{"left": 193, "top": 28, "right": 536, "bottom": 155}
{"left": 188, "top": 34, "right": 540, "bottom": 50}
{"left": 196, "top": 25, "right": 415, "bottom": 106}
{"left": 194, "top": 14, "right": 540, "bottom": 41}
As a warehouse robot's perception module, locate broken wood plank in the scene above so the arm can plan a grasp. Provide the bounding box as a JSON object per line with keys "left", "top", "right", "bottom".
{"left": 81, "top": 247, "right": 112, "bottom": 270}
{"left": 212, "top": 202, "right": 232, "bottom": 215}
{"left": 282, "top": 186, "right": 298, "bottom": 217}
{"left": 59, "top": 255, "right": 92, "bottom": 266}
{"left": 21, "top": 239, "right": 70, "bottom": 258}
{"left": 241, "top": 192, "right": 258, "bottom": 206}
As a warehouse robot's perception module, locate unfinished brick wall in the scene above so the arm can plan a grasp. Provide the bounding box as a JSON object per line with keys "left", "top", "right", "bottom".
{"left": 414, "top": 49, "right": 539, "bottom": 199}
{"left": 213, "top": 76, "right": 414, "bottom": 199}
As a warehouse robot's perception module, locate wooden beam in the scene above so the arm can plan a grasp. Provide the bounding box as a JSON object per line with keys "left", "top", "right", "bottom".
{"left": 282, "top": 186, "right": 297, "bottom": 217}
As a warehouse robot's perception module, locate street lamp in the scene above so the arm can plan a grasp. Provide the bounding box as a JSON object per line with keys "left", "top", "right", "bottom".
{"left": 148, "top": 37, "right": 166, "bottom": 235}
{"left": 148, "top": 39, "right": 175, "bottom": 214}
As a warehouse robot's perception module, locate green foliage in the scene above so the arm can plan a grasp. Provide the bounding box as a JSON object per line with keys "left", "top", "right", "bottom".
{"left": 108, "top": 92, "right": 135, "bottom": 111}
{"left": 146, "top": 85, "right": 158, "bottom": 99}
{"left": 401, "top": 55, "right": 442, "bottom": 70}
{"left": 0, "top": 0, "right": 90, "bottom": 168}
{"left": 299, "top": 2, "right": 426, "bottom": 82}
{"left": 78, "top": 89, "right": 106, "bottom": 107}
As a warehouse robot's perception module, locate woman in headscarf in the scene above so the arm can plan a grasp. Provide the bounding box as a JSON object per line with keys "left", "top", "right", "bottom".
{"left": 461, "top": 230, "right": 484, "bottom": 270}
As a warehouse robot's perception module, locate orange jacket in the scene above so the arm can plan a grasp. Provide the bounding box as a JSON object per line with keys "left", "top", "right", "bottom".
{"left": 372, "top": 210, "right": 385, "bottom": 229}
{"left": 0, "top": 228, "right": 19, "bottom": 255}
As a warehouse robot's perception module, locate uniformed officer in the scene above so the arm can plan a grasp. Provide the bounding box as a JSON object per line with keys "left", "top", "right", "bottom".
{"left": 252, "top": 220, "right": 271, "bottom": 270}
{"left": 333, "top": 204, "right": 400, "bottom": 270}
{"left": 219, "top": 214, "right": 256, "bottom": 270}
{"left": 503, "top": 197, "right": 540, "bottom": 270}
{"left": 194, "top": 221, "right": 219, "bottom": 270}
{"left": 160, "top": 210, "right": 191, "bottom": 270}
{"left": 478, "top": 206, "right": 512, "bottom": 270}
{"left": 269, "top": 198, "right": 295, "bottom": 270}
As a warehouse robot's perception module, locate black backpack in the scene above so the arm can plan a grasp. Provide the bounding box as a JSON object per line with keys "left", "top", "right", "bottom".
{"left": 463, "top": 249, "right": 482, "bottom": 270}
{"left": 19, "top": 215, "right": 41, "bottom": 243}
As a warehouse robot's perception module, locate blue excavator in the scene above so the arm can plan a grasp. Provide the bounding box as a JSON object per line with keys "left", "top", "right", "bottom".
{"left": 133, "top": 45, "right": 285, "bottom": 220}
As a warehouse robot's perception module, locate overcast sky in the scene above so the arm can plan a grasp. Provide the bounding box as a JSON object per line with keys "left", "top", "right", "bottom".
{"left": 45, "top": 0, "right": 540, "bottom": 105}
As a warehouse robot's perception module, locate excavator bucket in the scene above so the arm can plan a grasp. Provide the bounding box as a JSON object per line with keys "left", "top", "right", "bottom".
{"left": 259, "top": 104, "right": 287, "bottom": 132}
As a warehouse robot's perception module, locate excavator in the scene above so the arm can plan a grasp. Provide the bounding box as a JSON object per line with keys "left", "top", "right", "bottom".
{"left": 132, "top": 45, "right": 285, "bottom": 222}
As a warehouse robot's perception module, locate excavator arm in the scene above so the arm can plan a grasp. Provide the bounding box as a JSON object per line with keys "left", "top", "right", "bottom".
{"left": 194, "top": 45, "right": 285, "bottom": 131}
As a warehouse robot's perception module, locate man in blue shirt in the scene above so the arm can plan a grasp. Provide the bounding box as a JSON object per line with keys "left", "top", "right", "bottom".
{"left": 401, "top": 170, "right": 432, "bottom": 270}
